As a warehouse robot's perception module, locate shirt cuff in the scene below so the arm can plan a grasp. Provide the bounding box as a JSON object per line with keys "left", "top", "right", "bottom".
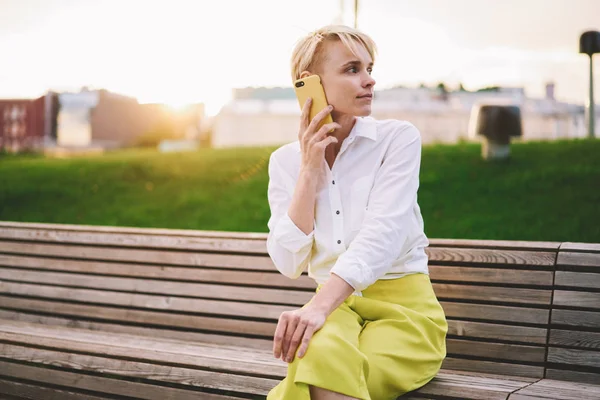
{"left": 330, "top": 256, "right": 376, "bottom": 292}
{"left": 272, "top": 211, "right": 314, "bottom": 253}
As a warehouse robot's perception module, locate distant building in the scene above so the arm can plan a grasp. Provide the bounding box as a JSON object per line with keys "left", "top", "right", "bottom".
{"left": 211, "top": 83, "right": 590, "bottom": 148}
{"left": 0, "top": 94, "right": 57, "bottom": 153}
{"left": 1, "top": 88, "right": 205, "bottom": 153}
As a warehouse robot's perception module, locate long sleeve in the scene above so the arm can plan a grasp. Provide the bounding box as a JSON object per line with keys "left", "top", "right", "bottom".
{"left": 330, "top": 124, "right": 422, "bottom": 292}
{"left": 266, "top": 153, "right": 314, "bottom": 279}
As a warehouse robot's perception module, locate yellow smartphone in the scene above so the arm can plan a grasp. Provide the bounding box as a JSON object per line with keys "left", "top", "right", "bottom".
{"left": 294, "top": 75, "right": 333, "bottom": 130}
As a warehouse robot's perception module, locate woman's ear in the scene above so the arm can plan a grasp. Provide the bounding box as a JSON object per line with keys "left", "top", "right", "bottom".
{"left": 299, "top": 71, "right": 311, "bottom": 79}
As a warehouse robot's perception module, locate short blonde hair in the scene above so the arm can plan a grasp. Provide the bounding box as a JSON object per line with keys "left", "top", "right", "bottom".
{"left": 290, "top": 25, "right": 377, "bottom": 82}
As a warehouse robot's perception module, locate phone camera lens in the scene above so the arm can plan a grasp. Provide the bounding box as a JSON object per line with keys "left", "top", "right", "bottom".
{"left": 295, "top": 81, "right": 304, "bottom": 88}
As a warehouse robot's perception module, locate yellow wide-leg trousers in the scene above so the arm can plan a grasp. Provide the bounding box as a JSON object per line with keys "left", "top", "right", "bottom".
{"left": 267, "top": 273, "right": 448, "bottom": 400}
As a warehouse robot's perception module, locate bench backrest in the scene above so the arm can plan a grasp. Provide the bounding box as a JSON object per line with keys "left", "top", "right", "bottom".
{"left": 547, "top": 243, "right": 600, "bottom": 384}
{"left": 0, "top": 221, "right": 595, "bottom": 381}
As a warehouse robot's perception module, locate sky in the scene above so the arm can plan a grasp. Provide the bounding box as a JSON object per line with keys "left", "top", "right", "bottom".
{"left": 0, "top": 0, "right": 599, "bottom": 115}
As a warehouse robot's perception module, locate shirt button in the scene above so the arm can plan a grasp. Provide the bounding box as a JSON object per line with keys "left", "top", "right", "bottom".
{"left": 336, "top": 210, "right": 340, "bottom": 215}
{"left": 337, "top": 240, "right": 341, "bottom": 244}
{"left": 332, "top": 180, "right": 335, "bottom": 185}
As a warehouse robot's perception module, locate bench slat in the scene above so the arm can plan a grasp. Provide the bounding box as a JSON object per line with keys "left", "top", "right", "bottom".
{"left": 553, "top": 290, "right": 600, "bottom": 310}
{"left": 429, "top": 266, "right": 553, "bottom": 286}
{"left": 427, "top": 248, "right": 556, "bottom": 266}
{"left": 447, "top": 339, "right": 545, "bottom": 363}
{"left": 551, "top": 309, "right": 600, "bottom": 328}
{"left": 0, "top": 268, "right": 314, "bottom": 306}
{"left": 434, "top": 284, "right": 551, "bottom": 305}
{"left": 0, "top": 377, "right": 114, "bottom": 400}
{"left": 0, "top": 343, "right": 279, "bottom": 396}
{"left": 0, "top": 295, "right": 279, "bottom": 337}
{"left": 556, "top": 252, "right": 600, "bottom": 268}
{"left": 448, "top": 320, "right": 547, "bottom": 344}
{"left": 0, "top": 310, "right": 273, "bottom": 350}
{"left": 554, "top": 271, "right": 600, "bottom": 289}
{"left": 549, "top": 329, "right": 600, "bottom": 350}
{"left": 440, "top": 302, "right": 549, "bottom": 325}
{"left": 545, "top": 369, "right": 600, "bottom": 385}
{"left": 0, "top": 240, "right": 276, "bottom": 271}
{"left": 0, "top": 254, "right": 317, "bottom": 289}
{"left": 509, "top": 378, "right": 600, "bottom": 400}
{"left": 547, "top": 347, "right": 600, "bottom": 369}
{"left": 441, "top": 358, "right": 543, "bottom": 379}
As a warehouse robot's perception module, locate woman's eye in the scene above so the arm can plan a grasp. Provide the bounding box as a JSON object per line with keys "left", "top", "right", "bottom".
{"left": 347, "top": 66, "right": 358, "bottom": 73}
{"left": 367, "top": 68, "right": 373, "bottom": 75}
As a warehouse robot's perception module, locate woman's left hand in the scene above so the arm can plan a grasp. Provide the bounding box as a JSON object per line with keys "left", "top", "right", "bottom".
{"left": 273, "top": 304, "right": 327, "bottom": 363}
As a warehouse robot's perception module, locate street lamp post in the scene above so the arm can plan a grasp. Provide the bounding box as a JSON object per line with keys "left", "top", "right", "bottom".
{"left": 580, "top": 31, "right": 600, "bottom": 139}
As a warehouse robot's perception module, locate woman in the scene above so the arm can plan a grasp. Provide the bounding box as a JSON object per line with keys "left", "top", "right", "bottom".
{"left": 266, "top": 25, "right": 448, "bottom": 400}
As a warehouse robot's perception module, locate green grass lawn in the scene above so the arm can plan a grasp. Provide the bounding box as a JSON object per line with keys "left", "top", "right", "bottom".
{"left": 1, "top": 139, "right": 599, "bottom": 243}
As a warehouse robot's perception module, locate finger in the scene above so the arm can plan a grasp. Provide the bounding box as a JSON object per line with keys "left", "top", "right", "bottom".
{"left": 316, "top": 136, "right": 338, "bottom": 150}
{"left": 285, "top": 321, "right": 307, "bottom": 363}
{"left": 273, "top": 316, "right": 288, "bottom": 359}
{"left": 300, "top": 98, "right": 312, "bottom": 131}
{"left": 307, "top": 104, "right": 333, "bottom": 134}
{"left": 281, "top": 316, "right": 299, "bottom": 360}
{"left": 310, "top": 123, "right": 341, "bottom": 144}
{"left": 297, "top": 324, "right": 316, "bottom": 359}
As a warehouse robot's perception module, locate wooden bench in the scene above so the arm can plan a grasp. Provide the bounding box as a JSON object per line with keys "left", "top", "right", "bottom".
{"left": 0, "top": 221, "right": 598, "bottom": 399}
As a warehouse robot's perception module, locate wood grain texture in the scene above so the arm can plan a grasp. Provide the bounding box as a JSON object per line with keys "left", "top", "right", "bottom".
{"left": 0, "top": 241, "right": 276, "bottom": 271}
{"left": 433, "top": 284, "right": 552, "bottom": 305}
{"left": 0, "top": 377, "right": 114, "bottom": 400}
{"left": 547, "top": 347, "right": 600, "bottom": 368}
{"left": 441, "top": 358, "right": 544, "bottom": 379}
{"left": 426, "top": 248, "right": 556, "bottom": 267}
{"left": 554, "top": 271, "right": 600, "bottom": 289}
{"left": 549, "top": 329, "right": 600, "bottom": 350}
{"left": 545, "top": 369, "right": 600, "bottom": 385}
{"left": 0, "top": 254, "right": 316, "bottom": 289}
{"left": 447, "top": 320, "right": 548, "bottom": 344}
{"left": 509, "top": 378, "right": 600, "bottom": 400}
{"left": 0, "top": 362, "right": 248, "bottom": 400}
{"left": 552, "top": 290, "right": 600, "bottom": 309}
{"left": 556, "top": 252, "right": 600, "bottom": 268}
{"left": 429, "top": 266, "right": 553, "bottom": 286}
{"left": 440, "top": 302, "right": 549, "bottom": 325}
{"left": 551, "top": 309, "right": 600, "bottom": 328}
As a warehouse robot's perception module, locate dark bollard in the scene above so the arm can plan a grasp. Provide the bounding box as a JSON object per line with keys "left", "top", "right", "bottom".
{"left": 579, "top": 31, "right": 600, "bottom": 138}
{"left": 468, "top": 104, "right": 523, "bottom": 160}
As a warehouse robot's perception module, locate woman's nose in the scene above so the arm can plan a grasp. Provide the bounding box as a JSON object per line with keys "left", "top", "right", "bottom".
{"left": 364, "top": 74, "right": 376, "bottom": 88}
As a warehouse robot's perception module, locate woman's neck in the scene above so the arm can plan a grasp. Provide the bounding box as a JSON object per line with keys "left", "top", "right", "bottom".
{"left": 330, "top": 112, "right": 356, "bottom": 144}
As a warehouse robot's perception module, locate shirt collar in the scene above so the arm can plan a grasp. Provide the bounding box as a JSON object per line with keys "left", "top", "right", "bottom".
{"left": 296, "top": 117, "right": 377, "bottom": 153}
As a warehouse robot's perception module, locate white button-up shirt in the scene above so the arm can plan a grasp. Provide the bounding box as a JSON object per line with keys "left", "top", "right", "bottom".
{"left": 266, "top": 116, "right": 429, "bottom": 294}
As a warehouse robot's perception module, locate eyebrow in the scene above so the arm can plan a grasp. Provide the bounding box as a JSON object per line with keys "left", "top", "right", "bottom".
{"left": 341, "top": 60, "right": 374, "bottom": 68}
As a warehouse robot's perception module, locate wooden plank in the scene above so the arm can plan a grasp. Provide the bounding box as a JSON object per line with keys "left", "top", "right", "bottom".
{"left": 0, "top": 362, "right": 247, "bottom": 400}
{"left": 415, "top": 370, "right": 537, "bottom": 400}
{"left": 547, "top": 347, "right": 600, "bottom": 368}
{"left": 556, "top": 252, "right": 600, "bottom": 268}
{"left": 0, "top": 343, "right": 279, "bottom": 396}
{"left": 560, "top": 242, "right": 600, "bottom": 252}
{"left": 433, "top": 284, "right": 552, "bottom": 305}
{"left": 0, "top": 378, "right": 113, "bottom": 400}
{"left": 545, "top": 369, "right": 600, "bottom": 385}
{"left": 549, "top": 329, "right": 600, "bottom": 350}
{"left": 552, "top": 290, "right": 600, "bottom": 309}
{"left": 429, "top": 266, "right": 554, "bottom": 286}
{"left": 441, "top": 358, "right": 543, "bottom": 379}
{"left": 0, "top": 295, "right": 280, "bottom": 337}
{"left": 426, "top": 248, "right": 556, "bottom": 267}
{"left": 0, "top": 241, "right": 276, "bottom": 271}
{"left": 447, "top": 339, "right": 545, "bottom": 363}
{"left": 0, "top": 328, "right": 286, "bottom": 377}
{"left": 0, "top": 310, "right": 273, "bottom": 351}
{"left": 554, "top": 271, "right": 600, "bottom": 289}
{"left": 0, "top": 254, "right": 316, "bottom": 289}
{"left": 509, "top": 378, "right": 600, "bottom": 400}
{"left": 440, "top": 302, "right": 549, "bottom": 325}
{"left": 0, "top": 282, "right": 295, "bottom": 319}
{"left": 430, "top": 239, "right": 561, "bottom": 250}
{"left": 0, "top": 268, "right": 314, "bottom": 306}
{"left": 0, "top": 225, "right": 268, "bottom": 254}
{"left": 551, "top": 309, "right": 600, "bottom": 328}
{"left": 0, "top": 221, "right": 269, "bottom": 240}
{"left": 448, "top": 325, "right": 530, "bottom": 350}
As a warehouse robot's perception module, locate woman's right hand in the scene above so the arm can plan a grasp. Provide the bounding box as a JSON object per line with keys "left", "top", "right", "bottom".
{"left": 298, "top": 98, "right": 341, "bottom": 171}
